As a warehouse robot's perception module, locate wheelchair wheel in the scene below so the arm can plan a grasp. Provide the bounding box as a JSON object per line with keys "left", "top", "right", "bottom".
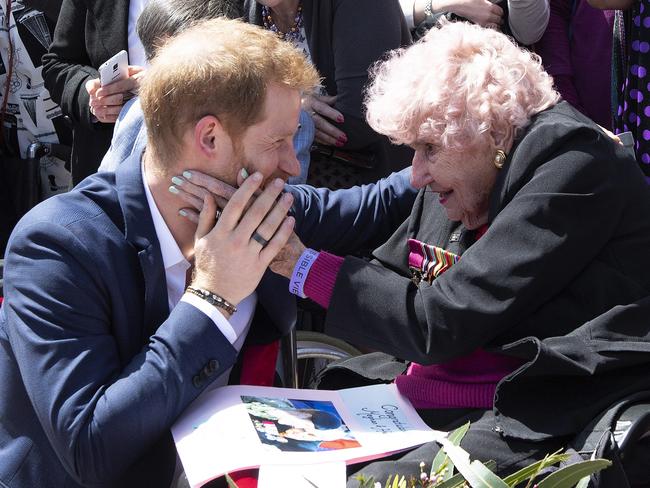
{"left": 295, "top": 331, "right": 361, "bottom": 389}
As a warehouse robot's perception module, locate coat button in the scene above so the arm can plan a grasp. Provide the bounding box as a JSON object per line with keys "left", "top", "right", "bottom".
{"left": 208, "top": 359, "right": 220, "bottom": 372}
{"left": 192, "top": 375, "right": 204, "bottom": 388}
{"left": 203, "top": 359, "right": 220, "bottom": 377}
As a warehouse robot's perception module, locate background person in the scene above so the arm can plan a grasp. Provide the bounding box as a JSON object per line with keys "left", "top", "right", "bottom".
{"left": 400, "top": 0, "right": 549, "bottom": 44}
{"left": 41, "top": 0, "right": 149, "bottom": 184}
{"left": 536, "top": 0, "right": 615, "bottom": 130}
{"left": 588, "top": 0, "right": 650, "bottom": 181}
{"left": 244, "top": 0, "right": 414, "bottom": 188}
{"left": 0, "top": 0, "right": 71, "bottom": 255}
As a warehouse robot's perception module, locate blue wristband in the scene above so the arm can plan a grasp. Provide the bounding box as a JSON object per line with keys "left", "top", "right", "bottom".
{"left": 289, "top": 248, "right": 320, "bottom": 298}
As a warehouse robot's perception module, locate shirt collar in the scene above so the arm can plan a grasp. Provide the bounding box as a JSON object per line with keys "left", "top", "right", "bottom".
{"left": 141, "top": 161, "right": 189, "bottom": 273}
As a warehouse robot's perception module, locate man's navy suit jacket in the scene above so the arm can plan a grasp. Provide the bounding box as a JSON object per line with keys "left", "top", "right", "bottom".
{"left": 0, "top": 152, "right": 415, "bottom": 487}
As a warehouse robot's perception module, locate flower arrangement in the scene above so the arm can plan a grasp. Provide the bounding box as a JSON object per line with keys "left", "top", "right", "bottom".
{"left": 355, "top": 423, "right": 611, "bottom": 488}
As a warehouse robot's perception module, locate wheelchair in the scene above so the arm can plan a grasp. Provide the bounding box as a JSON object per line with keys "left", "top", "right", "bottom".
{"left": 280, "top": 326, "right": 650, "bottom": 487}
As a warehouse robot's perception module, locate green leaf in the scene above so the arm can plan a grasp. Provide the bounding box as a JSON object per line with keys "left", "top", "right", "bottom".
{"left": 502, "top": 452, "right": 570, "bottom": 487}
{"left": 434, "top": 460, "right": 497, "bottom": 488}
{"left": 225, "top": 474, "right": 239, "bottom": 488}
{"left": 431, "top": 422, "right": 471, "bottom": 480}
{"left": 536, "top": 460, "right": 612, "bottom": 488}
{"left": 438, "top": 438, "right": 510, "bottom": 488}
{"left": 574, "top": 476, "right": 590, "bottom": 488}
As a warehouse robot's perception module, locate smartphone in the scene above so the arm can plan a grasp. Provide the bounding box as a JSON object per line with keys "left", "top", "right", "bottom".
{"left": 98, "top": 50, "right": 129, "bottom": 87}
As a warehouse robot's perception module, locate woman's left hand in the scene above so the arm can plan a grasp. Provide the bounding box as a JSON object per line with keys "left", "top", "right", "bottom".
{"left": 302, "top": 93, "right": 348, "bottom": 147}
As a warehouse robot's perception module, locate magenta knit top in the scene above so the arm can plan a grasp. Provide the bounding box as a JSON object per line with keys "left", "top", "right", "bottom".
{"left": 303, "top": 250, "right": 523, "bottom": 409}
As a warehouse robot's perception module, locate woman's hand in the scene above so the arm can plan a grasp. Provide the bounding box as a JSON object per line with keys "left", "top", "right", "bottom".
{"left": 191, "top": 173, "right": 295, "bottom": 308}
{"left": 436, "top": 0, "right": 504, "bottom": 26}
{"left": 169, "top": 170, "right": 240, "bottom": 222}
{"left": 85, "top": 66, "right": 145, "bottom": 123}
{"left": 269, "top": 231, "right": 307, "bottom": 280}
{"left": 302, "top": 93, "right": 348, "bottom": 147}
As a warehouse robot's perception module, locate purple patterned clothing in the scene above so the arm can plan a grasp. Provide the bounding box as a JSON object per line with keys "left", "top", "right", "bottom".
{"left": 613, "top": 0, "right": 650, "bottom": 179}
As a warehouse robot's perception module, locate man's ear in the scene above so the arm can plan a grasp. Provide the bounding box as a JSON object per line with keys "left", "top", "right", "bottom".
{"left": 194, "top": 115, "right": 226, "bottom": 158}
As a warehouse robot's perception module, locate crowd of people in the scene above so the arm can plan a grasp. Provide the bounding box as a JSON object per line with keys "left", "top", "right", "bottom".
{"left": 1, "top": 0, "right": 650, "bottom": 487}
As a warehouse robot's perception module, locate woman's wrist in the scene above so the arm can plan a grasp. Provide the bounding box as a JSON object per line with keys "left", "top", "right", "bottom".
{"left": 289, "top": 248, "right": 320, "bottom": 298}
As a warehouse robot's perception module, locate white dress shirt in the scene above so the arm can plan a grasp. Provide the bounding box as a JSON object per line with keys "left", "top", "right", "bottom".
{"left": 127, "top": 0, "right": 150, "bottom": 67}
{"left": 141, "top": 162, "right": 255, "bottom": 357}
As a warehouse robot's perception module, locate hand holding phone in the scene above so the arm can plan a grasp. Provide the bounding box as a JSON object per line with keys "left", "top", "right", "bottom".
{"left": 86, "top": 52, "right": 144, "bottom": 124}
{"left": 98, "top": 50, "right": 129, "bottom": 87}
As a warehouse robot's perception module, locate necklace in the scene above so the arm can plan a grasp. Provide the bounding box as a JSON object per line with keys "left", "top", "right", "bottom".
{"left": 262, "top": 3, "right": 303, "bottom": 43}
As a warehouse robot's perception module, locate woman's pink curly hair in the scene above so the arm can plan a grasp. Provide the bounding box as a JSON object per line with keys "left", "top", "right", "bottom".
{"left": 365, "top": 21, "right": 560, "bottom": 151}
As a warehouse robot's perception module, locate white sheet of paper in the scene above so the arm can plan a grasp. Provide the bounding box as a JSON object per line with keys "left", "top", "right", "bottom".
{"left": 258, "top": 462, "right": 346, "bottom": 488}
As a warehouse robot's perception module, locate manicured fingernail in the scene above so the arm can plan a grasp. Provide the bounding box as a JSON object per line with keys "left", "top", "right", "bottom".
{"left": 282, "top": 192, "right": 293, "bottom": 203}
{"left": 338, "top": 135, "right": 348, "bottom": 143}
{"left": 335, "top": 141, "right": 344, "bottom": 147}
{"left": 179, "top": 209, "right": 187, "bottom": 217}
{"left": 168, "top": 185, "right": 179, "bottom": 194}
{"left": 183, "top": 171, "right": 192, "bottom": 179}
{"left": 337, "top": 116, "right": 344, "bottom": 123}
{"left": 273, "top": 178, "right": 284, "bottom": 188}
{"left": 251, "top": 172, "right": 262, "bottom": 182}
{"left": 240, "top": 168, "right": 249, "bottom": 179}
{"left": 171, "top": 176, "right": 184, "bottom": 186}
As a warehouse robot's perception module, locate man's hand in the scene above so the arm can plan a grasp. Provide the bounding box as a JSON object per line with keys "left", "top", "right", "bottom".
{"left": 302, "top": 92, "right": 348, "bottom": 147}
{"left": 191, "top": 173, "right": 295, "bottom": 307}
{"left": 85, "top": 66, "right": 145, "bottom": 123}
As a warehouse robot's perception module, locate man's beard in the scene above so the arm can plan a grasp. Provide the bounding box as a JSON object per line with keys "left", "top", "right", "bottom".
{"left": 232, "top": 145, "right": 292, "bottom": 188}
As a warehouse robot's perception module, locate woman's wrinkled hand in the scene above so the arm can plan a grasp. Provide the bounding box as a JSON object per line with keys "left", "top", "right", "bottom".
{"left": 302, "top": 92, "right": 348, "bottom": 147}
{"left": 269, "top": 231, "right": 307, "bottom": 280}
{"left": 85, "top": 66, "right": 145, "bottom": 124}
{"left": 191, "top": 173, "right": 295, "bottom": 309}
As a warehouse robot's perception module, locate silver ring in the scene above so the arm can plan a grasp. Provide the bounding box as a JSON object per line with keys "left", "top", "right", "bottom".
{"left": 251, "top": 231, "right": 269, "bottom": 248}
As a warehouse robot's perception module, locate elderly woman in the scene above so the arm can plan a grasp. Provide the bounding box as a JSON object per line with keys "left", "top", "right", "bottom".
{"left": 172, "top": 21, "right": 650, "bottom": 484}
{"left": 279, "top": 21, "right": 650, "bottom": 482}
{"left": 243, "top": 0, "right": 414, "bottom": 186}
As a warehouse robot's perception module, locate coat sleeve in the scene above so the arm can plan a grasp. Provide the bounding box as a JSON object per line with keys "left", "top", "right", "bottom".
{"left": 288, "top": 168, "right": 417, "bottom": 253}
{"left": 324, "top": 127, "right": 636, "bottom": 364}
{"left": 4, "top": 221, "right": 237, "bottom": 484}
{"left": 42, "top": 0, "right": 98, "bottom": 130}
{"left": 328, "top": 0, "right": 410, "bottom": 150}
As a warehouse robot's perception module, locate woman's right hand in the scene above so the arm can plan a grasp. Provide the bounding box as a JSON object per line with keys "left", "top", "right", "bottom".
{"left": 85, "top": 65, "right": 145, "bottom": 123}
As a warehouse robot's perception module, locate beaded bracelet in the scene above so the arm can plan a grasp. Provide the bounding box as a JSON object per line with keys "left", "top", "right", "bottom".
{"left": 186, "top": 286, "right": 237, "bottom": 315}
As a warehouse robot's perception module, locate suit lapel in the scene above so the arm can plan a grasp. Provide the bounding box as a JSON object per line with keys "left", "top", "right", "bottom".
{"left": 115, "top": 153, "right": 169, "bottom": 343}
{"left": 88, "top": 0, "right": 129, "bottom": 60}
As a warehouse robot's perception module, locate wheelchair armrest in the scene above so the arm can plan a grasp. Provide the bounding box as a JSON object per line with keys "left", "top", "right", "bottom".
{"left": 614, "top": 402, "right": 650, "bottom": 454}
